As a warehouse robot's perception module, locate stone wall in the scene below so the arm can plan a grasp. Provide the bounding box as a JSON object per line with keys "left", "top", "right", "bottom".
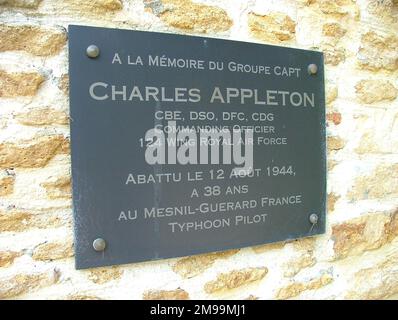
{"left": 0, "top": 0, "right": 397, "bottom": 300}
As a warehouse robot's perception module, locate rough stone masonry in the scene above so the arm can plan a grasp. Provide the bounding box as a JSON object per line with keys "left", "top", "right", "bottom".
{"left": 0, "top": 0, "right": 397, "bottom": 300}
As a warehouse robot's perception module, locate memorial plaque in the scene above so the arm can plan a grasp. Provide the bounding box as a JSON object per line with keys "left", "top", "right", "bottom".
{"left": 68, "top": 25, "right": 326, "bottom": 269}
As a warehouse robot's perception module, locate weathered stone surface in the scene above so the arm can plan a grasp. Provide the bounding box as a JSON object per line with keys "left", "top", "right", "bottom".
{"left": 67, "top": 294, "right": 102, "bottom": 300}
{"left": 348, "top": 164, "right": 398, "bottom": 200}
{"left": 291, "top": 238, "right": 316, "bottom": 251}
{"left": 0, "top": 24, "right": 66, "bottom": 56}
{"left": 32, "top": 240, "right": 74, "bottom": 261}
{"left": 0, "top": 135, "right": 68, "bottom": 169}
{"left": 0, "top": 70, "right": 44, "bottom": 97}
{"left": 15, "top": 107, "right": 69, "bottom": 126}
{"left": 0, "top": 0, "right": 42, "bottom": 8}
{"left": 42, "top": 0, "right": 122, "bottom": 15}
{"left": 386, "top": 210, "right": 398, "bottom": 242}
{"left": 354, "top": 109, "right": 398, "bottom": 154}
{"left": 327, "top": 160, "right": 337, "bottom": 171}
{"left": 143, "top": 288, "right": 189, "bottom": 300}
{"left": 355, "top": 80, "right": 397, "bottom": 104}
{"left": 319, "top": 0, "right": 359, "bottom": 17}
{"left": 0, "top": 0, "right": 396, "bottom": 302}
{"left": 323, "top": 45, "right": 345, "bottom": 65}
{"left": 87, "top": 266, "right": 123, "bottom": 284}
{"left": 319, "top": 0, "right": 347, "bottom": 14}
{"left": 297, "top": 0, "right": 316, "bottom": 5}
{"left": 156, "top": 0, "right": 232, "bottom": 33}
{"left": 327, "top": 136, "right": 345, "bottom": 151}
{"left": 252, "top": 241, "right": 286, "bottom": 253}
{"left": 346, "top": 251, "right": 398, "bottom": 299}
{"left": 41, "top": 175, "right": 71, "bottom": 199}
{"left": 248, "top": 12, "right": 296, "bottom": 43}
{"left": 326, "top": 112, "right": 342, "bottom": 125}
{"left": 90, "top": 0, "right": 122, "bottom": 11}
{"left": 143, "top": 0, "right": 164, "bottom": 15}
{"left": 0, "top": 270, "right": 59, "bottom": 299}
{"left": 0, "top": 118, "right": 7, "bottom": 130}
{"left": 283, "top": 253, "right": 316, "bottom": 277}
{"left": 0, "top": 210, "right": 64, "bottom": 232}
{"left": 58, "top": 74, "right": 69, "bottom": 95}
{"left": 355, "top": 133, "right": 375, "bottom": 154}
{"left": 172, "top": 249, "right": 238, "bottom": 278}
{"left": 327, "top": 193, "right": 340, "bottom": 214}
{"left": 366, "top": 0, "right": 397, "bottom": 23}
{"left": 0, "top": 251, "right": 20, "bottom": 267}
{"left": 283, "top": 238, "right": 317, "bottom": 277}
{"left": 322, "top": 22, "right": 346, "bottom": 38}
{"left": 59, "top": 138, "right": 70, "bottom": 154}
{"left": 204, "top": 267, "right": 268, "bottom": 294}
{"left": 357, "top": 32, "right": 398, "bottom": 71}
{"left": 331, "top": 211, "right": 398, "bottom": 260}
{"left": 276, "top": 274, "right": 333, "bottom": 299}
{"left": 355, "top": 131, "right": 398, "bottom": 154}
{"left": 0, "top": 169, "right": 15, "bottom": 196}
{"left": 326, "top": 83, "right": 338, "bottom": 105}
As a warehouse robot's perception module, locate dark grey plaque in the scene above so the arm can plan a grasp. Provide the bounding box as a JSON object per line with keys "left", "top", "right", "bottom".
{"left": 68, "top": 25, "right": 326, "bottom": 269}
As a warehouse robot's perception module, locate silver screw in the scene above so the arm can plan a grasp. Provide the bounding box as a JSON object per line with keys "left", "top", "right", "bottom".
{"left": 93, "top": 238, "right": 106, "bottom": 251}
{"left": 308, "top": 64, "right": 318, "bottom": 75}
{"left": 86, "top": 45, "right": 100, "bottom": 58}
{"left": 309, "top": 213, "right": 319, "bottom": 225}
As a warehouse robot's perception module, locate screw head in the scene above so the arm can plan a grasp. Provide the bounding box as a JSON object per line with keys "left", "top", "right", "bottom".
{"left": 309, "top": 214, "right": 319, "bottom": 224}
{"left": 93, "top": 238, "right": 106, "bottom": 251}
{"left": 308, "top": 64, "right": 318, "bottom": 75}
{"left": 86, "top": 45, "right": 100, "bottom": 58}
